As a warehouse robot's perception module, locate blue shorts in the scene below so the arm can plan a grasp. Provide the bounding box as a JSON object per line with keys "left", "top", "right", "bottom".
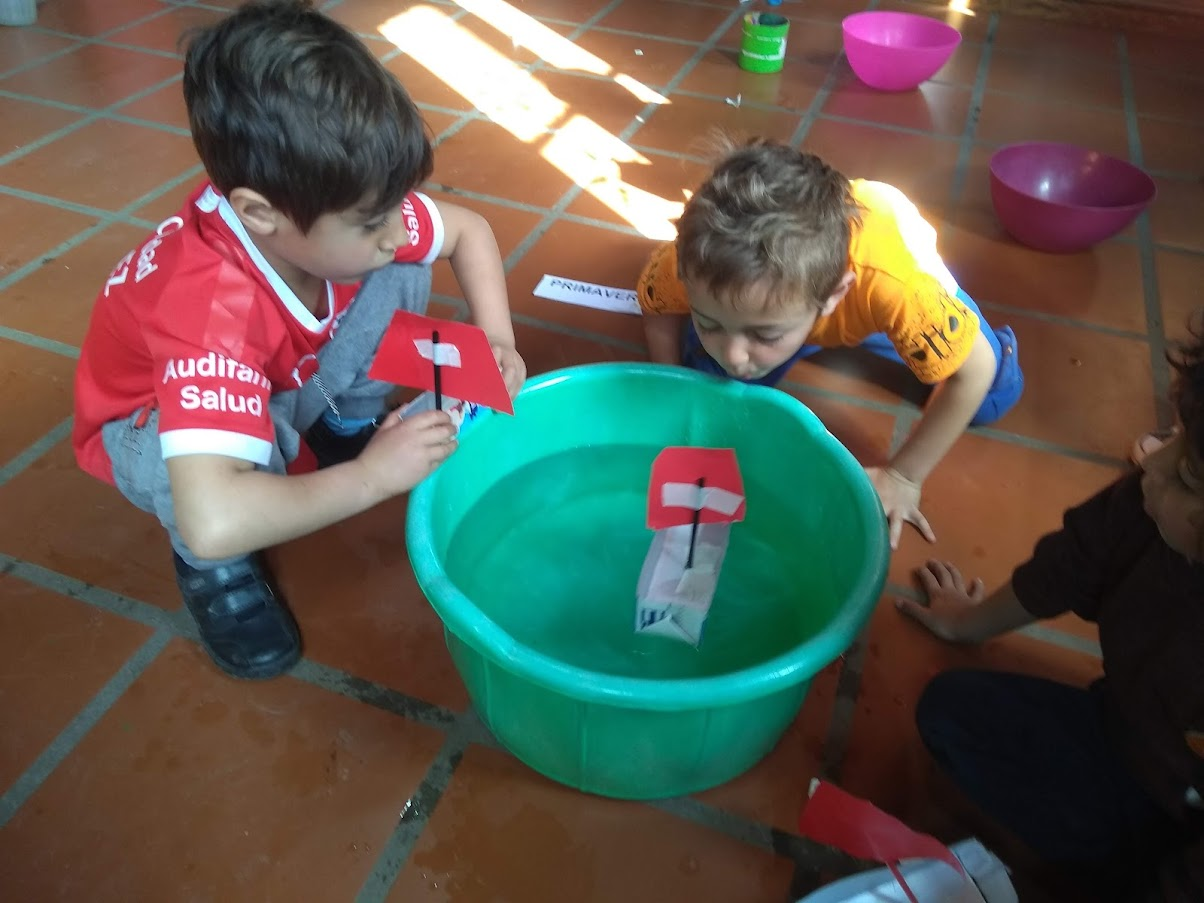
{"left": 680, "top": 287, "right": 1023, "bottom": 426}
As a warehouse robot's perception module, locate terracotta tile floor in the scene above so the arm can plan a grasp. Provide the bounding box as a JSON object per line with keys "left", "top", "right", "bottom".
{"left": 1, "top": 0, "right": 1202, "bottom": 899}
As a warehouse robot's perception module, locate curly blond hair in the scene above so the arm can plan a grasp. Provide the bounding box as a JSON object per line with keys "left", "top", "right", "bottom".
{"left": 676, "top": 137, "right": 861, "bottom": 310}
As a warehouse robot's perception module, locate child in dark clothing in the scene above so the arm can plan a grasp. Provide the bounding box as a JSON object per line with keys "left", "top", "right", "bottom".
{"left": 898, "top": 319, "right": 1204, "bottom": 902}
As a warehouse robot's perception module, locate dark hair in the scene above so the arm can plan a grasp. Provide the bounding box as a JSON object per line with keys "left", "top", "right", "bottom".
{"left": 676, "top": 137, "right": 862, "bottom": 310}
{"left": 1169, "top": 311, "right": 1204, "bottom": 463}
{"left": 182, "top": 0, "right": 432, "bottom": 233}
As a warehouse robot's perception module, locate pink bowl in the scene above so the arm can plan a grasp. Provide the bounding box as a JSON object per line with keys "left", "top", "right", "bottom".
{"left": 989, "top": 142, "right": 1157, "bottom": 253}
{"left": 841, "top": 12, "right": 961, "bottom": 91}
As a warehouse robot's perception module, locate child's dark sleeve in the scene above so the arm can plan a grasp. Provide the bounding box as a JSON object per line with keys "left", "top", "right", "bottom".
{"left": 1010, "top": 473, "right": 1148, "bottom": 623}
{"left": 1153, "top": 832, "right": 1204, "bottom": 903}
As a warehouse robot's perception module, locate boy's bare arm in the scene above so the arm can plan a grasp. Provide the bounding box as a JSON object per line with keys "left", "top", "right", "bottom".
{"left": 889, "top": 330, "right": 997, "bottom": 485}
{"left": 435, "top": 201, "right": 524, "bottom": 395}
{"left": 438, "top": 203, "right": 514, "bottom": 345}
{"left": 643, "top": 313, "right": 687, "bottom": 365}
{"left": 167, "top": 411, "right": 455, "bottom": 560}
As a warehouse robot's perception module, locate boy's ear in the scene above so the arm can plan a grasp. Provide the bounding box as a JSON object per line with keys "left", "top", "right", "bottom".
{"left": 228, "top": 188, "right": 282, "bottom": 237}
{"left": 819, "top": 270, "right": 855, "bottom": 317}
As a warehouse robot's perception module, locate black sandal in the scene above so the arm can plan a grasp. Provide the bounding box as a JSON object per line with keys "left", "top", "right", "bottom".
{"left": 173, "top": 552, "right": 301, "bottom": 680}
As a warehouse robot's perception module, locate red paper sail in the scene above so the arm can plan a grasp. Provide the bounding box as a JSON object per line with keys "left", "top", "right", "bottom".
{"left": 367, "top": 311, "right": 513, "bottom": 414}
{"left": 647, "top": 447, "right": 746, "bottom": 530}
{"left": 798, "top": 781, "right": 965, "bottom": 878}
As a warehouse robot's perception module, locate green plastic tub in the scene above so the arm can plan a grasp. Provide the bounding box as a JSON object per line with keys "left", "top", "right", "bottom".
{"left": 406, "top": 363, "right": 887, "bottom": 799}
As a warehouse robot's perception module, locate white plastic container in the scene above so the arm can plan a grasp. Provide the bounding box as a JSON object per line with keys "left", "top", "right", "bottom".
{"left": 0, "top": 0, "right": 37, "bottom": 27}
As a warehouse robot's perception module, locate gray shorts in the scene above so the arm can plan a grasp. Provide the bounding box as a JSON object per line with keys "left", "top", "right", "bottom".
{"left": 100, "top": 263, "right": 432, "bottom": 569}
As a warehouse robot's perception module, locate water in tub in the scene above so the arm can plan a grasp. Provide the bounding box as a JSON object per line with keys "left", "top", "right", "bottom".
{"left": 444, "top": 444, "right": 842, "bottom": 680}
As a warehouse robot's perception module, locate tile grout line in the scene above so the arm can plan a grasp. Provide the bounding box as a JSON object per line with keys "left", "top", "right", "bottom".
{"left": 0, "top": 41, "right": 84, "bottom": 81}
{"left": 889, "top": 411, "right": 916, "bottom": 457}
{"left": 0, "top": 554, "right": 189, "bottom": 634}
{"left": 1, "top": 221, "right": 125, "bottom": 297}
{"left": 22, "top": 33, "right": 185, "bottom": 63}
{"left": 0, "top": 163, "right": 204, "bottom": 297}
{"left": 1017, "top": 623, "right": 1103, "bottom": 658}
{"left": 0, "top": 629, "right": 173, "bottom": 828}
{"left": 649, "top": 793, "right": 769, "bottom": 850}
{"left": 0, "top": 327, "right": 80, "bottom": 361}
{"left": 787, "top": 60, "right": 851, "bottom": 148}
{"left": 0, "top": 182, "right": 149, "bottom": 225}
{"left": 965, "top": 426, "right": 1127, "bottom": 470}
{"left": 352, "top": 727, "right": 472, "bottom": 903}
{"left": 972, "top": 297, "right": 1151, "bottom": 342}
{"left": 0, "top": 554, "right": 505, "bottom": 858}
{"left": 0, "top": 71, "right": 186, "bottom": 170}
{"left": 788, "top": 0, "right": 887, "bottom": 150}
{"left": 0, "top": 4, "right": 181, "bottom": 80}
{"left": 0, "top": 418, "right": 74, "bottom": 489}
{"left": 650, "top": 793, "right": 863, "bottom": 878}
{"left": 289, "top": 660, "right": 460, "bottom": 733}
{"left": 818, "top": 635, "right": 868, "bottom": 785}
{"left": 0, "top": 554, "right": 484, "bottom": 735}
{"left": 946, "top": 13, "right": 999, "bottom": 209}
{"left": 1117, "top": 34, "right": 1172, "bottom": 427}
{"left": 56, "top": 1, "right": 191, "bottom": 44}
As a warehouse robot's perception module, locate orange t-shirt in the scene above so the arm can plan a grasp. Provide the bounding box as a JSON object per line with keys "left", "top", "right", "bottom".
{"left": 635, "top": 180, "right": 978, "bottom": 384}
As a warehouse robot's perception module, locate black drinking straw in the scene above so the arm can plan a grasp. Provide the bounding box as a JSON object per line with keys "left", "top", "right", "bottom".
{"left": 685, "top": 477, "right": 705, "bottom": 569}
{"left": 431, "top": 329, "right": 443, "bottom": 411}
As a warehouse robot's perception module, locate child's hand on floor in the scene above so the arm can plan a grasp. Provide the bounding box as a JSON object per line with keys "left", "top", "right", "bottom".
{"left": 865, "top": 466, "right": 936, "bottom": 549}
{"left": 896, "top": 560, "right": 985, "bottom": 642}
{"left": 358, "top": 409, "right": 457, "bottom": 497}
{"left": 493, "top": 344, "right": 527, "bottom": 399}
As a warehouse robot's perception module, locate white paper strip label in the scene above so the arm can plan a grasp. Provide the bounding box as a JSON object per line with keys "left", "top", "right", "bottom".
{"left": 413, "top": 339, "right": 462, "bottom": 367}
{"left": 661, "top": 482, "right": 744, "bottom": 516}
{"left": 533, "top": 274, "right": 642, "bottom": 315}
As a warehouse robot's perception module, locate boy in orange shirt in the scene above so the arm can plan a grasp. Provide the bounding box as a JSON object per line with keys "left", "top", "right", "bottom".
{"left": 637, "top": 139, "right": 1023, "bottom": 548}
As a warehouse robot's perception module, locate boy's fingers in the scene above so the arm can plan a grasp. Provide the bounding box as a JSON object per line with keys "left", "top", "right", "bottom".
{"left": 888, "top": 513, "right": 903, "bottom": 550}
{"left": 947, "top": 564, "right": 966, "bottom": 594}
{"left": 970, "top": 577, "right": 986, "bottom": 600}
{"left": 927, "top": 559, "right": 952, "bottom": 586}
{"left": 404, "top": 409, "right": 453, "bottom": 429}
{"left": 915, "top": 561, "right": 940, "bottom": 594}
{"left": 910, "top": 509, "right": 937, "bottom": 543}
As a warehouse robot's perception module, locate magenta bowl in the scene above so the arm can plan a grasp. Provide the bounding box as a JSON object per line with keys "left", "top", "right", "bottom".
{"left": 841, "top": 12, "right": 961, "bottom": 91}
{"left": 989, "top": 142, "right": 1157, "bottom": 253}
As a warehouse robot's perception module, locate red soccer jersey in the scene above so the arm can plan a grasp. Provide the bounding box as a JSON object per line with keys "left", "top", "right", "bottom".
{"left": 72, "top": 183, "right": 442, "bottom": 483}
